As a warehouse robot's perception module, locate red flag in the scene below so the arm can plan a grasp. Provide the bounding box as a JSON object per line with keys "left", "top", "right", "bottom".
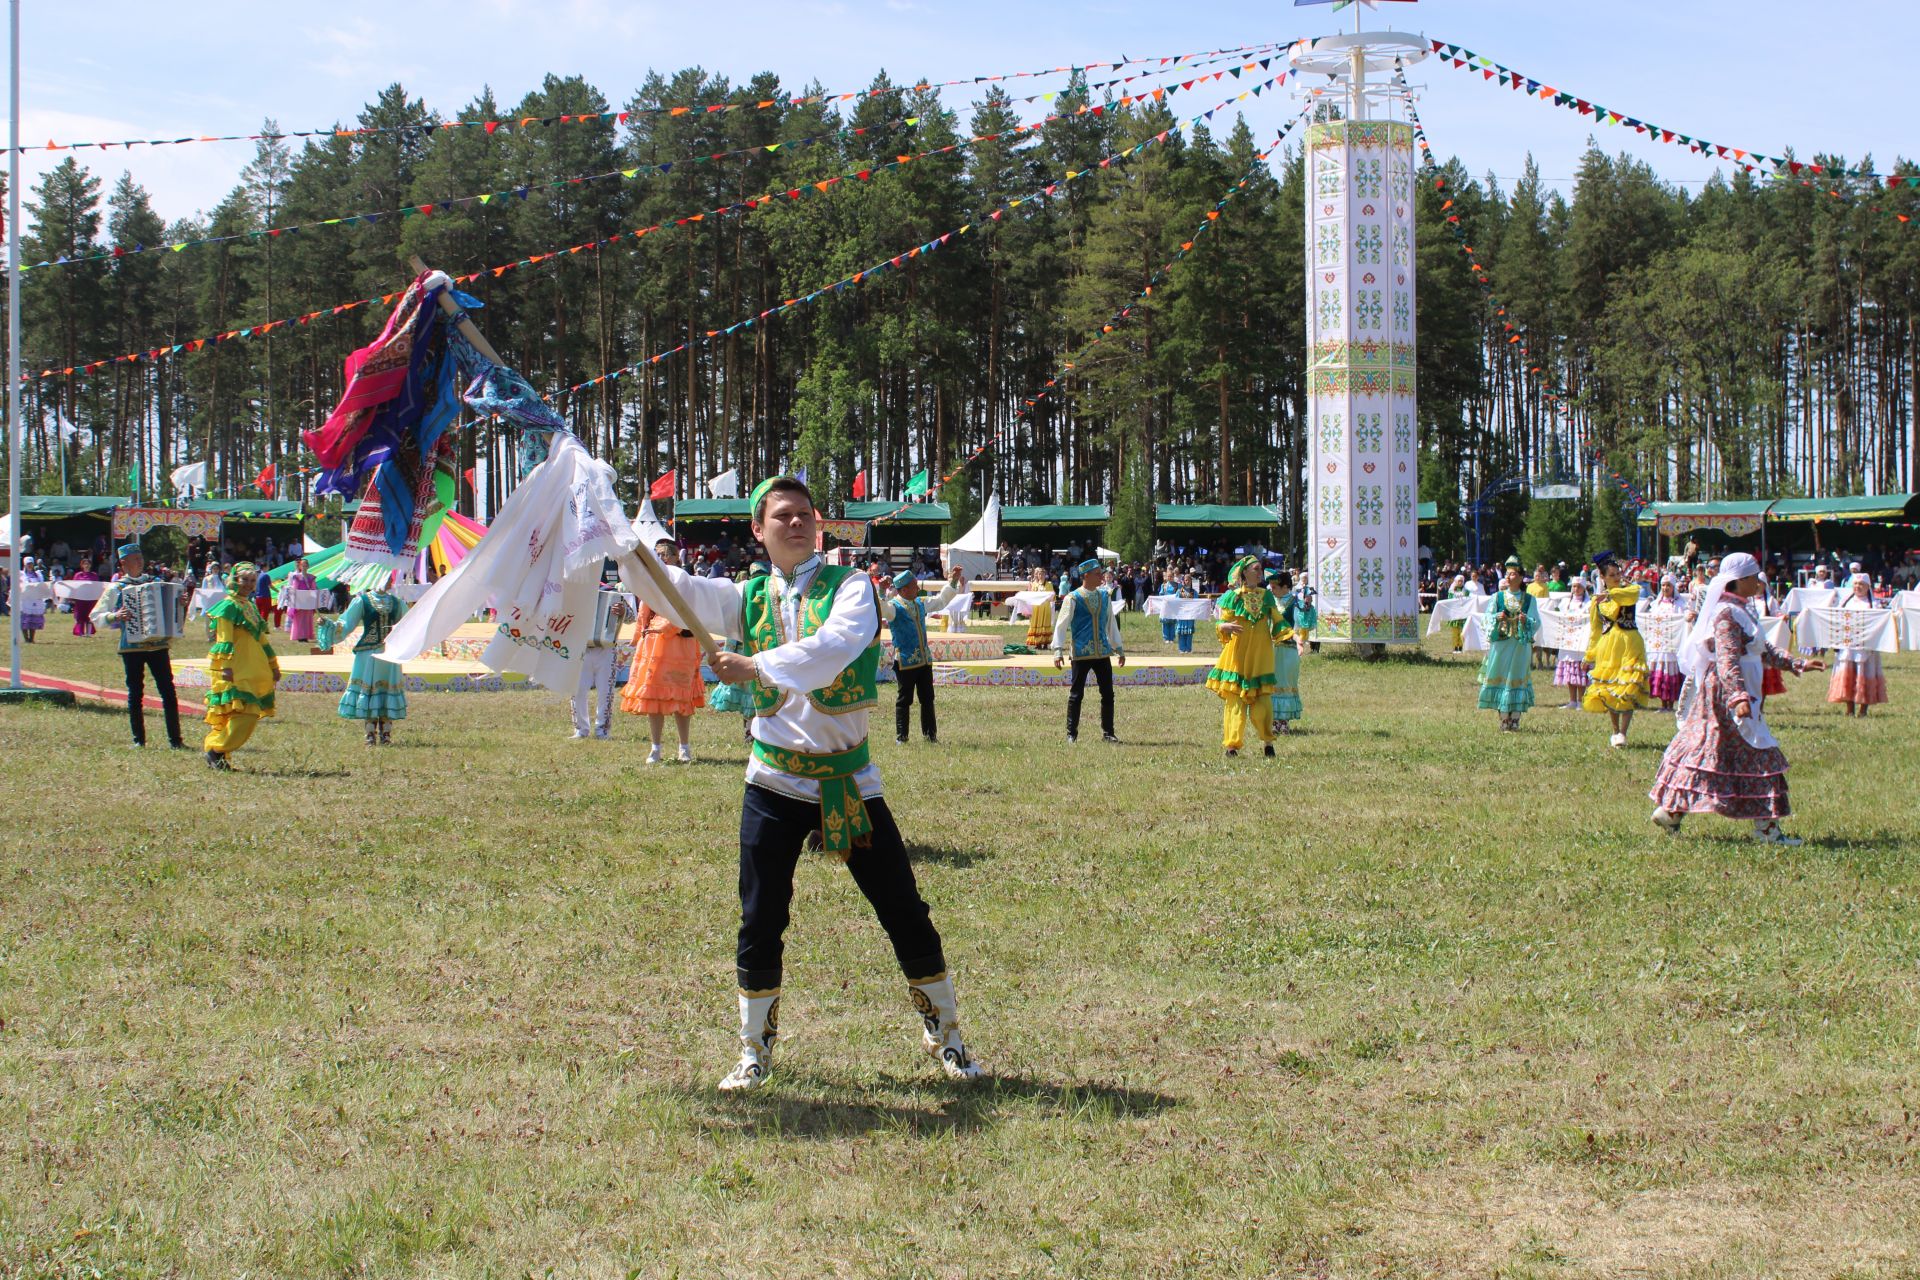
{"left": 462, "top": 467, "right": 475, "bottom": 492}
{"left": 851, "top": 469, "right": 867, "bottom": 500}
{"left": 649, "top": 469, "right": 676, "bottom": 500}
{"left": 254, "top": 463, "right": 276, "bottom": 496}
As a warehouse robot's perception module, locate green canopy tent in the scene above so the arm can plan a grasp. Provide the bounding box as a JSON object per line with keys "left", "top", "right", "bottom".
{"left": 999, "top": 504, "right": 1107, "bottom": 549}
{"left": 1, "top": 495, "right": 129, "bottom": 566}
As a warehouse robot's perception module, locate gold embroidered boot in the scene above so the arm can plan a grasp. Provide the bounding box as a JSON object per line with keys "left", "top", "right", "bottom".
{"left": 718, "top": 989, "right": 778, "bottom": 1092}
{"left": 908, "top": 973, "right": 984, "bottom": 1082}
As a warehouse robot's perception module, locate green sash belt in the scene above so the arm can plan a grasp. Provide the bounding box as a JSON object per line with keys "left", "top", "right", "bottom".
{"left": 750, "top": 738, "right": 873, "bottom": 858}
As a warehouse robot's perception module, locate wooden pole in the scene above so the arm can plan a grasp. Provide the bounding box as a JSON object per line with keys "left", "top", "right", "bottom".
{"left": 407, "top": 256, "right": 723, "bottom": 664}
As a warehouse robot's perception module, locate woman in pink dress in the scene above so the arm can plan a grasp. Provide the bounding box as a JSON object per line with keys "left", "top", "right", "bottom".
{"left": 283, "top": 559, "right": 318, "bottom": 648}
{"left": 69, "top": 556, "right": 101, "bottom": 635}
{"left": 1650, "top": 553, "right": 1822, "bottom": 847}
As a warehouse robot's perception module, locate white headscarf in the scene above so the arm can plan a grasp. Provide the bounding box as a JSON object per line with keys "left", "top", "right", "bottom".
{"left": 1678, "top": 551, "right": 1761, "bottom": 681}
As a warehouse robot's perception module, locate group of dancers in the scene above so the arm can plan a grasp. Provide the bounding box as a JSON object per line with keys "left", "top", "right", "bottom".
{"left": 1468, "top": 548, "right": 1873, "bottom": 847}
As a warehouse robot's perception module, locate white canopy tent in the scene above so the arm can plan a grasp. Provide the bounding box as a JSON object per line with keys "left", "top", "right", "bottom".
{"left": 942, "top": 497, "right": 999, "bottom": 580}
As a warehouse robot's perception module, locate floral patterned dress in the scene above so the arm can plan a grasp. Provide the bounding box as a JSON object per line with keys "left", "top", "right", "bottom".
{"left": 1649, "top": 607, "right": 1803, "bottom": 820}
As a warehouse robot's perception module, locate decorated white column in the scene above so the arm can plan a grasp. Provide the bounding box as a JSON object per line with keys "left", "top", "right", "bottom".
{"left": 1292, "top": 31, "right": 1428, "bottom": 646}
{"left": 1305, "top": 118, "right": 1419, "bottom": 644}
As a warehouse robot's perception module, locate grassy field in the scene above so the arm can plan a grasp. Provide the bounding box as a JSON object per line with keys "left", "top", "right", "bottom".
{"left": 2, "top": 615, "right": 1917, "bottom": 1278}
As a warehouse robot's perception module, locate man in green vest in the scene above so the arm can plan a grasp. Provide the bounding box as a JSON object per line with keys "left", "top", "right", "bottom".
{"left": 626, "top": 475, "right": 985, "bottom": 1092}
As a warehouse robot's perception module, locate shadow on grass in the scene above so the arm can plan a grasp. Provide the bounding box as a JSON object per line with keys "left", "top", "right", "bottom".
{"left": 905, "top": 841, "right": 991, "bottom": 868}
{"left": 688, "top": 1070, "right": 1178, "bottom": 1139}
{"left": 243, "top": 763, "right": 356, "bottom": 779}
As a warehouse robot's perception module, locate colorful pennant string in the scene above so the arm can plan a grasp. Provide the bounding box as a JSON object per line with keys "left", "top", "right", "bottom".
{"left": 845, "top": 111, "right": 1310, "bottom": 527}
{"left": 1397, "top": 73, "right": 1650, "bottom": 515}
{"left": 24, "top": 67, "right": 1286, "bottom": 385}
{"left": 1426, "top": 36, "right": 1891, "bottom": 185}
{"left": 553, "top": 73, "right": 1290, "bottom": 400}
{"left": 8, "top": 41, "right": 1286, "bottom": 154}
{"left": 22, "top": 48, "right": 1283, "bottom": 275}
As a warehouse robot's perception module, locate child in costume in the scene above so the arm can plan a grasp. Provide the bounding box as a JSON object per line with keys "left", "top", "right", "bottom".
{"left": 1644, "top": 576, "right": 1686, "bottom": 710}
{"left": 1828, "top": 573, "right": 1889, "bottom": 716}
{"left": 335, "top": 584, "right": 409, "bottom": 745}
{"left": 203, "top": 563, "right": 281, "bottom": 770}
{"left": 1025, "top": 566, "right": 1056, "bottom": 650}
{"left": 621, "top": 538, "right": 704, "bottom": 763}
{"left": 1267, "top": 569, "right": 1314, "bottom": 733}
{"left": 1555, "top": 578, "right": 1592, "bottom": 708}
{"left": 1479, "top": 561, "right": 1539, "bottom": 732}
{"left": 1445, "top": 574, "right": 1471, "bottom": 653}
{"left": 1651, "top": 552, "right": 1820, "bottom": 845}
{"left": 1207, "top": 555, "right": 1284, "bottom": 757}
{"left": 1583, "top": 552, "right": 1650, "bottom": 747}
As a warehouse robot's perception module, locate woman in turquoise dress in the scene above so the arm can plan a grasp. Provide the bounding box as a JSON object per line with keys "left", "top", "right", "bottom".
{"left": 1267, "top": 569, "right": 1316, "bottom": 732}
{"left": 1478, "top": 562, "right": 1539, "bottom": 732}
{"left": 334, "top": 585, "right": 409, "bottom": 745}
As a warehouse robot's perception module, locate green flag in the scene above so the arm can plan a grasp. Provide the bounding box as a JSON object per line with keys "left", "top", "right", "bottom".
{"left": 130, "top": 460, "right": 141, "bottom": 493}
{"left": 904, "top": 469, "right": 930, "bottom": 498}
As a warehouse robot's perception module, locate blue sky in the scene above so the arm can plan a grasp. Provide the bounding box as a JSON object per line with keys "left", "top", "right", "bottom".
{"left": 6, "top": 0, "right": 1916, "bottom": 224}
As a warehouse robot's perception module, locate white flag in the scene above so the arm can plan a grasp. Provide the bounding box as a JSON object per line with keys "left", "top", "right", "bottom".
{"left": 633, "top": 496, "right": 673, "bottom": 549}
{"left": 707, "top": 467, "right": 739, "bottom": 499}
{"left": 170, "top": 460, "right": 208, "bottom": 494}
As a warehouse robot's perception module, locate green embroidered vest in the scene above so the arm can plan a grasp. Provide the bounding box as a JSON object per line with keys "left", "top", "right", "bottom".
{"left": 739, "top": 564, "right": 881, "bottom": 717}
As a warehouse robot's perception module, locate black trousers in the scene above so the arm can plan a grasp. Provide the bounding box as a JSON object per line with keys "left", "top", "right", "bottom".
{"left": 736, "top": 785, "right": 944, "bottom": 992}
{"left": 1067, "top": 657, "right": 1115, "bottom": 738}
{"left": 894, "top": 662, "right": 936, "bottom": 740}
{"left": 121, "top": 648, "right": 183, "bottom": 747}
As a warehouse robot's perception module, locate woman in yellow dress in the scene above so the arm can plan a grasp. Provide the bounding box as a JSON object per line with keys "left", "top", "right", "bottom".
{"left": 1023, "top": 566, "right": 1055, "bottom": 650}
{"left": 1583, "top": 551, "right": 1650, "bottom": 747}
{"left": 203, "top": 562, "right": 281, "bottom": 771}
{"left": 1207, "top": 555, "right": 1285, "bottom": 758}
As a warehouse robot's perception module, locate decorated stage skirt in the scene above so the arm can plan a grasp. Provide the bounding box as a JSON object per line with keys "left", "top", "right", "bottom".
{"left": 1827, "top": 653, "right": 1888, "bottom": 706}
{"left": 621, "top": 622, "right": 704, "bottom": 717}
{"left": 338, "top": 650, "right": 407, "bottom": 721}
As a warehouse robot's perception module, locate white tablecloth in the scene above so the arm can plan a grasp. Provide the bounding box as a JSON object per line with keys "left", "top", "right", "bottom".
{"left": 283, "top": 588, "right": 329, "bottom": 610}
{"left": 1005, "top": 590, "right": 1055, "bottom": 620}
{"left": 1783, "top": 586, "right": 1841, "bottom": 615}
{"left": 187, "top": 586, "right": 227, "bottom": 618}
{"left": 1145, "top": 596, "right": 1216, "bottom": 621}
{"left": 53, "top": 580, "right": 107, "bottom": 601}
{"left": 1798, "top": 606, "right": 1900, "bottom": 654}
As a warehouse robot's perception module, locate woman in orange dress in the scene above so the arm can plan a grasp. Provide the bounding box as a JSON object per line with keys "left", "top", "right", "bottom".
{"left": 620, "top": 538, "right": 705, "bottom": 763}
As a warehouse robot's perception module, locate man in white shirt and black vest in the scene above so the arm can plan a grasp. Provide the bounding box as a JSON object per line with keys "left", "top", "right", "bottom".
{"left": 1051, "top": 557, "right": 1126, "bottom": 742}
{"left": 623, "top": 476, "right": 985, "bottom": 1092}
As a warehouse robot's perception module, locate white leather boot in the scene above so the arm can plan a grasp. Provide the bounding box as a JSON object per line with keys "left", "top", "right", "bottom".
{"left": 718, "top": 989, "right": 778, "bottom": 1092}
{"left": 908, "top": 974, "right": 984, "bottom": 1082}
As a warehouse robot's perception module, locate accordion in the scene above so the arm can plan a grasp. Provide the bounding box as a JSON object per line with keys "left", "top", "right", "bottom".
{"left": 119, "top": 580, "right": 183, "bottom": 645}
{"left": 592, "top": 591, "right": 630, "bottom": 646}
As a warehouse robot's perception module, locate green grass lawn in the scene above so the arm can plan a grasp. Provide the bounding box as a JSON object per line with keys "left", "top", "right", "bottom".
{"left": 3, "top": 616, "right": 1917, "bottom": 1278}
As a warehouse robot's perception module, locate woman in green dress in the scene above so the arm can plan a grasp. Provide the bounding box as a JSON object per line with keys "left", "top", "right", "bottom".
{"left": 1478, "top": 562, "right": 1539, "bottom": 732}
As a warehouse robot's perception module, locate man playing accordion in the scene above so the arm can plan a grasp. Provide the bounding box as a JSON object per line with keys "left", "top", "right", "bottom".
{"left": 98, "top": 542, "right": 185, "bottom": 749}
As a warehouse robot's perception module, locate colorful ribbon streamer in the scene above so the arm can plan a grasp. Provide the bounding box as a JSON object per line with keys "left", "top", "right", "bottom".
{"left": 9, "top": 41, "right": 1286, "bottom": 154}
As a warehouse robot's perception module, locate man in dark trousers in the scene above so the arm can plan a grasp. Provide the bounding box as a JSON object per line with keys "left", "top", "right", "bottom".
{"left": 881, "top": 566, "right": 961, "bottom": 745}
{"left": 97, "top": 543, "right": 185, "bottom": 749}
{"left": 1051, "top": 558, "right": 1126, "bottom": 742}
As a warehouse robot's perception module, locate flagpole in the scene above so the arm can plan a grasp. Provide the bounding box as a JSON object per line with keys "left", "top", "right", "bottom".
{"left": 6, "top": 0, "right": 21, "bottom": 692}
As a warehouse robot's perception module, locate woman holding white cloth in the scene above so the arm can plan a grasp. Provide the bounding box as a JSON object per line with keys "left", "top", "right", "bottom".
{"left": 1649, "top": 553, "right": 1822, "bottom": 846}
